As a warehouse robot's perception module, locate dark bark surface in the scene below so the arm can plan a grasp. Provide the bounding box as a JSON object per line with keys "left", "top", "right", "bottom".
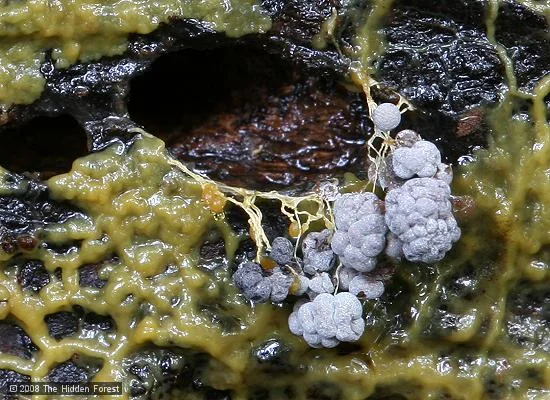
{"left": 1, "top": 0, "right": 546, "bottom": 186}
{"left": 0, "top": 0, "right": 548, "bottom": 396}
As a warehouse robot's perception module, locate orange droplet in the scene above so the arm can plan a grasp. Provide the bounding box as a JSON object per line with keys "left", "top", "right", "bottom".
{"left": 260, "top": 256, "right": 278, "bottom": 270}
{"left": 288, "top": 221, "right": 300, "bottom": 238}
{"left": 201, "top": 183, "right": 227, "bottom": 213}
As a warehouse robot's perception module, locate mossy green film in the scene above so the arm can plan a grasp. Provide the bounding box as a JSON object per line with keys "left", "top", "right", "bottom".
{"left": 0, "top": 1, "right": 549, "bottom": 399}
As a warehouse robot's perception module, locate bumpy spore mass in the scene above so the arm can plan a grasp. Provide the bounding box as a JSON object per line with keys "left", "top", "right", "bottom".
{"left": 233, "top": 262, "right": 271, "bottom": 303}
{"left": 348, "top": 275, "right": 384, "bottom": 299}
{"left": 288, "top": 292, "right": 365, "bottom": 348}
{"left": 331, "top": 193, "right": 387, "bottom": 272}
{"left": 268, "top": 269, "right": 294, "bottom": 302}
{"left": 392, "top": 140, "right": 441, "bottom": 179}
{"left": 384, "top": 177, "right": 461, "bottom": 263}
{"left": 231, "top": 132, "right": 463, "bottom": 350}
{"left": 269, "top": 237, "right": 294, "bottom": 265}
{"left": 307, "top": 272, "right": 334, "bottom": 298}
{"left": 302, "top": 229, "right": 334, "bottom": 274}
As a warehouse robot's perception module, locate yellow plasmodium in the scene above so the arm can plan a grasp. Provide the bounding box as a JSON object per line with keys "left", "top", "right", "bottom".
{"left": 0, "top": 0, "right": 271, "bottom": 105}
{"left": 0, "top": 102, "right": 549, "bottom": 399}
{"left": 0, "top": 134, "right": 284, "bottom": 399}
{"left": 0, "top": 1, "right": 549, "bottom": 399}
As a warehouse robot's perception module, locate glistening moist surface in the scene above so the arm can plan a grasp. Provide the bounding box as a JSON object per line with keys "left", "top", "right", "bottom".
{"left": 0, "top": 93, "right": 548, "bottom": 399}
{"left": 0, "top": 0, "right": 270, "bottom": 104}
{"left": 0, "top": 1, "right": 549, "bottom": 400}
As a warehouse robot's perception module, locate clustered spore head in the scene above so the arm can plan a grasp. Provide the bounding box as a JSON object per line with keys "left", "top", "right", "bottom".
{"left": 288, "top": 292, "right": 365, "bottom": 348}
{"left": 331, "top": 192, "right": 387, "bottom": 272}
{"left": 231, "top": 129, "right": 462, "bottom": 348}
{"left": 385, "top": 177, "right": 460, "bottom": 263}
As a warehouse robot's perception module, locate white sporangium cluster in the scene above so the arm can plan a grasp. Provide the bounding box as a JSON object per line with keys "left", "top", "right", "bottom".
{"left": 284, "top": 205, "right": 389, "bottom": 347}
{"left": 348, "top": 275, "right": 385, "bottom": 299}
{"left": 331, "top": 193, "right": 387, "bottom": 272}
{"left": 392, "top": 138, "right": 452, "bottom": 184}
{"left": 307, "top": 272, "right": 334, "bottom": 298}
{"left": 392, "top": 140, "right": 441, "bottom": 179}
{"left": 232, "top": 229, "right": 373, "bottom": 348}
{"left": 302, "top": 229, "right": 334, "bottom": 275}
{"left": 384, "top": 177, "right": 461, "bottom": 263}
{"left": 231, "top": 127, "right": 462, "bottom": 349}
{"left": 288, "top": 292, "right": 364, "bottom": 348}
{"left": 381, "top": 131, "right": 461, "bottom": 263}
